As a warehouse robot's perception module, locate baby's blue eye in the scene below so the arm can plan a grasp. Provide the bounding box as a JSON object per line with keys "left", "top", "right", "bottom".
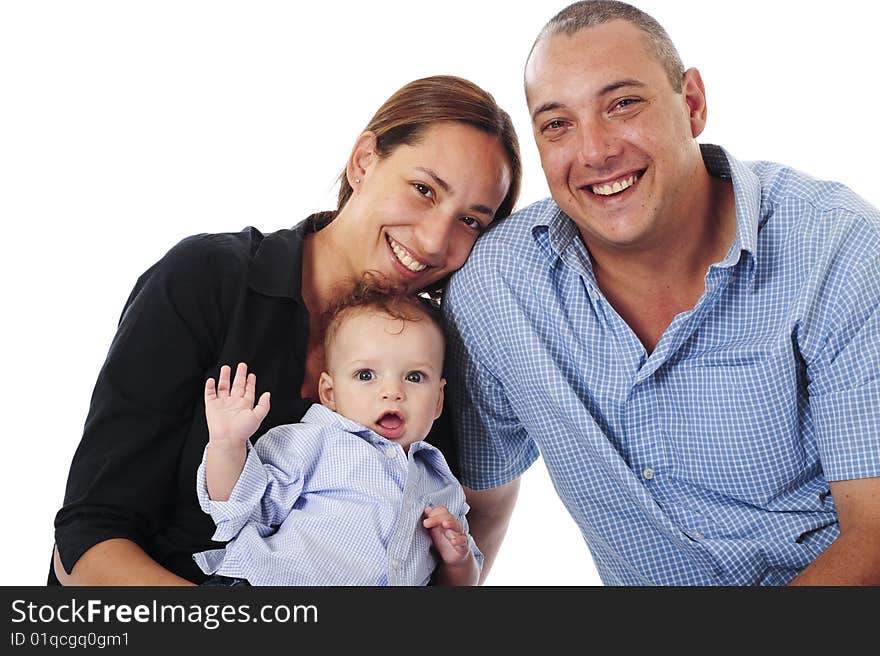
{"left": 356, "top": 370, "right": 374, "bottom": 382}
{"left": 406, "top": 372, "right": 424, "bottom": 383}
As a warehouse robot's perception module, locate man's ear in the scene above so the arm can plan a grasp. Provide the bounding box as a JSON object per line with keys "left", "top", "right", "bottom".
{"left": 345, "top": 131, "right": 378, "bottom": 189}
{"left": 682, "top": 67, "right": 708, "bottom": 138}
{"left": 318, "top": 371, "right": 336, "bottom": 410}
{"left": 434, "top": 378, "right": 446, "bottom": 420}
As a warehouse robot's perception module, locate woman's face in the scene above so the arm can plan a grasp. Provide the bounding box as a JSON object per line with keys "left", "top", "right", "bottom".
{"left": 338, "top": 121, "right": 512, "bottom": 292}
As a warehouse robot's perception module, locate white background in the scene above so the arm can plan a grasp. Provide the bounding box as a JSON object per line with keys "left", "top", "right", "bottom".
{"left": 1, "top": 1, "right": 877, "bottom": 586}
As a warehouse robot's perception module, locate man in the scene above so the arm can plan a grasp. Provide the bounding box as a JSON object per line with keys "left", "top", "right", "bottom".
{"left": 444, "top": 0, "right": 880, "bottom": 585}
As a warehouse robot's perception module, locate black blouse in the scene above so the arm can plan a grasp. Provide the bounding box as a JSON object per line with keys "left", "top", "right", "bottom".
{"left": 51, "top": 216, "right": 458, "bottom": 584}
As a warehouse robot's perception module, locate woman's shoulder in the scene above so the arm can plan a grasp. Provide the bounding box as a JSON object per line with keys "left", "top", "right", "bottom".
{"left": 159, "top": 226, "right": 267, "bottom": 275}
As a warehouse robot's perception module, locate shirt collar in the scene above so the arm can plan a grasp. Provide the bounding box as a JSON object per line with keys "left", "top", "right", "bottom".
{"left": 701, "top": 144, "right": 760, "bottom": 285}
{"left": 529, "top": 144, "right": 762, "bottom": 287}
{"left": 247, "top": 213, "right": 332, "bottom": 300}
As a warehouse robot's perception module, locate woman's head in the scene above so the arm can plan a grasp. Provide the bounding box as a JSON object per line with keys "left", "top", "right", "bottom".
{"left": 337, "top": 75, "right": 521, "bottom": 222}
{"left": 321, "top": 76, "right": 521, "bottom": 297}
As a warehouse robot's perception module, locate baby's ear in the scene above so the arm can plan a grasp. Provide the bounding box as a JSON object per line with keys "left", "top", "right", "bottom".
{"left": 434, "top": 378, "right": 446, "bottom": 420}
{"left": 318, "top": 372, "right": 336, "bottom": 410}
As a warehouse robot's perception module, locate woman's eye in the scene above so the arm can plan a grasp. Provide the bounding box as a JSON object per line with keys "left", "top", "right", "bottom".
{"left": 460, "top": 216, "right": 484, "bottom": 232}
{"left": 405, "top": 371, "right": 424, "bottom": 383}
{"left": 356, "top": 370, "right": 374, "bottom": 382}
{"left": 414, "top": 183, "right": 434, "bottom": 198}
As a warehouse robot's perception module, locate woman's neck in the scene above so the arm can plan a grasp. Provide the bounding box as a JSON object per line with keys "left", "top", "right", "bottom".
{"left": 301, "top": 219, "right": 350, "bottom": 317}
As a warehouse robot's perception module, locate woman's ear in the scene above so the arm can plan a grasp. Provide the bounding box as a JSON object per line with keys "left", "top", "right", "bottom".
{"left": 318, "top": 371, "right": 336, "bottom": 410}
{"left": 346, "top": 131, "right": 378, "bottom": 189}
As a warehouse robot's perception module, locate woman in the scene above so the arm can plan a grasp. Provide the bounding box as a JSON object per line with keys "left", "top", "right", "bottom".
{"left": 52, "top": 75, "right": 521, "bottom": 585}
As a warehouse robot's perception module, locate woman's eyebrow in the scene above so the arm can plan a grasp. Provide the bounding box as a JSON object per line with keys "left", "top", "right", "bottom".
{"left": 414, "top": 167, "right": 494, "bottom": 216}
{"left": 415, "top": 167, "right": 451, "bottom": 193}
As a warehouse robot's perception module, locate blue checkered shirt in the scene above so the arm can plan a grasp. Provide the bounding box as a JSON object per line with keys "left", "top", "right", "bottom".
{"left": 194, "top": 403, "right": 481, "bottom": 585}
{"left": 444, "top": 144, "right": 880, "bottom": 586}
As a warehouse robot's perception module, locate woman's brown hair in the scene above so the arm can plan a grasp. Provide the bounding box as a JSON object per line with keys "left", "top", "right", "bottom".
{"left": 335, "top": 75, "right": 521, "bottom": 225}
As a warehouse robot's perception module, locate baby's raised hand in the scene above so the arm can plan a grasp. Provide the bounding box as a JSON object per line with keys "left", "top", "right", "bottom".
{"left": 204, "top": 363, "right": 271, "bottom": 446}
{"left": 422, "top": 506, "right": 471, "bottom": 565}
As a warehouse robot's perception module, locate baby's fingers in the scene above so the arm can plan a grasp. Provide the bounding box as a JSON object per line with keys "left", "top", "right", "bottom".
{"left": 204, "top": 377, "right": 217, "bottom": 401}
{"left": 253, "top": 391, "right": 271, "bottom": 421}
{"left": 230, "top": 362, "right": 249, "bottom": 397}
{"left": 217, "top": 365, "right": 232, "bottom": 395}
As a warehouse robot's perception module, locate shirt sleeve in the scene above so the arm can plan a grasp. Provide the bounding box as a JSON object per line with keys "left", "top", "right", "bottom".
{"left": 196, "top": 429, "right": 305, "bottom": 542}
{"left": 442, "top": 277, "right": 539, "bottom": 491}
{"left": 53, "top": 233, "right": 249, "bottom": 575}
{"left": 807, "top": 250, "right": 880, "bottom": 481}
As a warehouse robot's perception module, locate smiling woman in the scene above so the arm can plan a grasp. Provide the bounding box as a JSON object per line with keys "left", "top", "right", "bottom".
{"left": 48, "top": 74, "right": 521, "bottom": 586}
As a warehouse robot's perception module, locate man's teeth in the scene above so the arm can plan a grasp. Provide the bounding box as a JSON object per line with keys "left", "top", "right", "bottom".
{"left": 388, "top": 237, "right": 427, "bottom": 272}
{"left": 591, "top": 174, "right": 638, "bottom": 196}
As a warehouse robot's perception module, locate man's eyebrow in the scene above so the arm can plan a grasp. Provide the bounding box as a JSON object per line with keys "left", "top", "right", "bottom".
{"left": 531, "top": 79, "right": 647, "bottom": 122}
{"left": 598, "top": 79, "right": 646, "bottom": 96}
{"left": 415, "top": 167, "right": 495, "bottom": 217}
{"left": 531, "top": 102, "right": 564, "bottom": 123}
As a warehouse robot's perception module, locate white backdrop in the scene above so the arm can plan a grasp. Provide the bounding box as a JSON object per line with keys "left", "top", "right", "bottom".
{"left": 1, "top": 0, "right": 877, "bottom": 586}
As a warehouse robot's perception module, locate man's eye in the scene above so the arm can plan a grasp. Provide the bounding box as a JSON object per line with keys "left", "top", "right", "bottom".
{"left": 405, "top": 371, "right": 424, "bottom": 383}
{"left": 356, "top": 370, "right": 374, "bottom": 382}
{"left": 614, "top": 98, "right": 640, "bottom": 111}
{"left": 414, "top": 183, "right": 434, "bottom": 198}
{"left": 542, "top": 119, "right": 567, "bottom": 133}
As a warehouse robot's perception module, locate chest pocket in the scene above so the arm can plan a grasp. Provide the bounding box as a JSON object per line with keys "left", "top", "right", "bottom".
{"left": 658, "top": 347, "right": 812, "bottom": 506}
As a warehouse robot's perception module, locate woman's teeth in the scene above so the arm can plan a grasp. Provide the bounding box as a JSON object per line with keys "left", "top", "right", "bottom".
{"left": 388, "top": 236, "right": 427, "bottom": 272}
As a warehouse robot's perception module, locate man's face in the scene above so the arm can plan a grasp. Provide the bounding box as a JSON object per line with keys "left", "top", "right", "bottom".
{"left": 525, "top": 20, "right": 706, "bottom": 254}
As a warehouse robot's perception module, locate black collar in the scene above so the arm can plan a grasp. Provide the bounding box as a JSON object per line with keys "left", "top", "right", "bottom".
{"left": 247, "top": 213, "right": 331, "bottom": 300}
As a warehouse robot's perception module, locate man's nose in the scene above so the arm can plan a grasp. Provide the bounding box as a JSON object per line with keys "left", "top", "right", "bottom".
{"left": 576, "top": 119, "right": 619, "bottom": 169}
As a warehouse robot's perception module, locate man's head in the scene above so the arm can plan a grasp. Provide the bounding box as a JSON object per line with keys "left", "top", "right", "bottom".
{"left": 318, "top": 280, "right": 446, "bottom": 453}
{"left": 525, "top": 1, "right": 710, "bottom": 254}
{"left": 527, "top": 1, "right": 684, "bottom": 95}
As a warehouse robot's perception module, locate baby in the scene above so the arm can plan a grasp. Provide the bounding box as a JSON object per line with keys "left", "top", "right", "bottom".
{"left": 194, "top": 282, "right": 480, "bottom": 585}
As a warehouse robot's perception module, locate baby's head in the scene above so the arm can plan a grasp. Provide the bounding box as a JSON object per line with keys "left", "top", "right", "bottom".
{"left": 318, "top": 281, "right": 445, "bottom": 452}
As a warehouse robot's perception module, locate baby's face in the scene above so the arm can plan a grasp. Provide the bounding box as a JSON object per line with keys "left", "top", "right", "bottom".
{"left": 319, "top": 310, "right": 445, "bottom": 452}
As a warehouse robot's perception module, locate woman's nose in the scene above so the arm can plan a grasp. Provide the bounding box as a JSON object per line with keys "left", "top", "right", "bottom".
{"left": 415, "top": 215, "right": 454, "bottom": 258}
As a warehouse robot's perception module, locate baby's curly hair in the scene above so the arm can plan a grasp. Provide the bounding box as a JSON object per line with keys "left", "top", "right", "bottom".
{"left": 319, "top": 275, "right": 444, "bottom": 355}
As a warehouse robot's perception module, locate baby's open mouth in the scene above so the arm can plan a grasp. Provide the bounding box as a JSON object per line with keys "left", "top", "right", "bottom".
{"left": 377, "top": 411, "right": 404, "bottom": 431}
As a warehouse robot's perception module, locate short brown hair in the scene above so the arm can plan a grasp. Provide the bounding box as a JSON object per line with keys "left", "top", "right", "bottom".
{"left": 319, "top": 276, "right": 444, "bottom": 357}
{"left": 530, "top": 1, "right": 684, "bottom": 92}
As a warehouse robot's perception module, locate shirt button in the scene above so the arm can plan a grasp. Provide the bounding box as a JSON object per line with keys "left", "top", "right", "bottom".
{"left": 385, "top": 448, "right": 397, "bottom": 459}
{"left": 591, "top": 290, "right": 601, "bottom": 301}
{"left": 642, "top": 467, "right": 655, "bottom": 481}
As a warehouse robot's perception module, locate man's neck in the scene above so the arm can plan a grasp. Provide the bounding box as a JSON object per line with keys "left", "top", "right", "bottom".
{"left": 586, "top": 175, "right": 737, "bottom": 353}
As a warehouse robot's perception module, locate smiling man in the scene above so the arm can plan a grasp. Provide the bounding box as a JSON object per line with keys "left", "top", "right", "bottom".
{"left": 443, "top": 0, "right": 880, "bottom": 585}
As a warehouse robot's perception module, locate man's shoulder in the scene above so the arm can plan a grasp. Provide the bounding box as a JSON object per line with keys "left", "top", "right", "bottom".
{"left": 749, "top": 160, "right": 879, "bottom": 223}
{"left": 455, "top": 197, "right": 559, "bottom": 274}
